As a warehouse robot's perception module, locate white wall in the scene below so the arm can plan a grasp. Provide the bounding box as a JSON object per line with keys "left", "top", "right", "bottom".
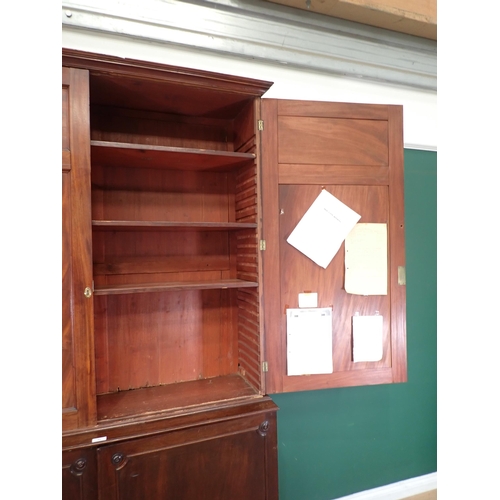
{"left": 62, "top": 28, "right": 437, "bottom": 151}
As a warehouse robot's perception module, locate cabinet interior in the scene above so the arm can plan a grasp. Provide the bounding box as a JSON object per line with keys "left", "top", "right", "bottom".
{"left": 88, "top": 71, "right": 265, "bottom": 422}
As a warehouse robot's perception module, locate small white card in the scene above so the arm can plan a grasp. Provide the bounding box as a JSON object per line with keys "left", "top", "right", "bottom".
{"left": 352, "top": 314, "right": 383, "bottom": 362}
{"left": 298, "top": 292, "right": 318, "bottom": 308}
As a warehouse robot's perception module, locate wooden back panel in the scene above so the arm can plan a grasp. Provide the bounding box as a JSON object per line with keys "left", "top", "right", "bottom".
{"left": 91, "top": 105, "right": 234, "bottom": 151}
{"left": 94, "top": 288, "right": 240, "bottom": 393}
{"left": 91, "top": 165, "right": 233, "bottom": 222}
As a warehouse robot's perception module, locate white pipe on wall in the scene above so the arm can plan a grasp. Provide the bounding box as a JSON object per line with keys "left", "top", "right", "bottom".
{"left": 61, "top": 0, "right": 436, "bottom": 91}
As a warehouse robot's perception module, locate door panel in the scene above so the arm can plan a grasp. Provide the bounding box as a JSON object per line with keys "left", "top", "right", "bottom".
{"left": 62, "top": 66, "right": 96, "bottom": 430}
{"left": 98, "top": 411, "right": 278, "bottom": 500}
{"left": 62, "top": 449, "right": 98, "bottom": 500}
{"left": 261, "top": 98, "right": 406, "bottom": 394}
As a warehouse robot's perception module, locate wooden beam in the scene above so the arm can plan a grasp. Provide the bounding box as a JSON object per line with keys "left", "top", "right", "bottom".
{"left": 265, "top": 0, "right": 437, "bottom": 40}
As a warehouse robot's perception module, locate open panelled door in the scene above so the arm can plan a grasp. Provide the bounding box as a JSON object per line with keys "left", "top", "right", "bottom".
{"left": 260, "top": 99, "right": 406, "bottom": 394}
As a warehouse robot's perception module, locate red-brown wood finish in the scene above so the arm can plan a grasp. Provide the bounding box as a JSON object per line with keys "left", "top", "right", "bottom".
{"left": 261, "top": 98, "right": 407, "bottom": 393}
{"left": 62, "top": 66, "right": 97, "bottom": 431}
{"left": 63, "top": 50, "right": 278, "bottom": 500}
{"left": 62, "top": 47, "right": 406, "bottom": 498}
{"left": 62, "top": 448, "right": 98, "bottom": 500}
{"left": 63, "top": 396, "right": 277, "bottom": 451}
{"left": 91, "top": 141, "right": 256, "bottom": 170}
{"left": 260, "top": 99, "right": 283, "bottom": 393}
{"left": 62, "top": 49, "right": 273, "bottom": 113}
{"left": 279, "top": 184, "right": 391, "bottom": 375}
{"left": 387, "top": 105, "right": 407, "bottom": 383}
{"left": 74, "top": 52, "right": 268, "bottom": 401}
{"left": 89, "top": 120, "right": 263, "bottom": 402}
{"left": 63, "top": 399, "right": 278, "bottom": 500}
{"left": 96, "top": 407, "right": 278, "bottom": 500}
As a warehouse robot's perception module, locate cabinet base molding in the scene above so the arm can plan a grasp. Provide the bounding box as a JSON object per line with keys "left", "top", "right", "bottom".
{"left": 63, "top": 396, "right": 277, "bottom": 451}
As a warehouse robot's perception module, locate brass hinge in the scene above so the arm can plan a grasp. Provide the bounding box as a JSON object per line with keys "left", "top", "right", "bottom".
{"left": 262, "top": 361, "right": 269, "bottom": 372}
{"left": 259, "top": 240, "right": 266, "bottom": 251}
{"left": 398, "top": 266, "right": 406, "bottom": 285}
{"left": 258, "top": 119, "right": 264, "bottom": 131}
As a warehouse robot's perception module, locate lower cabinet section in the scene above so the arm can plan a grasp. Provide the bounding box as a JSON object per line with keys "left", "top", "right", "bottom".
{"left": 63, "top": 400, "right": 278, "bottom": 500}
{"left": 99, "top": 413, "right": 276, "bottom": 500}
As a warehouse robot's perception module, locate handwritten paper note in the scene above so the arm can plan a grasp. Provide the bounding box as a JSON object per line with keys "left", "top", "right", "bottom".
{"left": 287, "top": 190, "right": 361, "bottom": 269}
{"left": 345, "top": 223, "right": 388, "bottom": 295}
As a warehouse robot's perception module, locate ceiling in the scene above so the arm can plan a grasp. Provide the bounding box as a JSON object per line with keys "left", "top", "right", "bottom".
{"left": 265, "top": 0, "right": 437, "bottom": 40}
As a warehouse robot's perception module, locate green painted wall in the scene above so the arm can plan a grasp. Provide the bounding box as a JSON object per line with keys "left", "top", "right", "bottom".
{"left": 270, "top": 149, "right": 437, "bottom": 500}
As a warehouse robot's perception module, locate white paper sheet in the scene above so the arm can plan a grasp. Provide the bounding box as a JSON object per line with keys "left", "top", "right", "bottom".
{"left": 345, "top": 223, "right": 388, "bottom": 295}
{"left": 286, "top": 307, "right": 333, "bottom": 376}
{"left": 286, "top": 190, "right": 361, "bottom": 269}
{"left": 352, "top": 314, "right": 383, "bottom": 362}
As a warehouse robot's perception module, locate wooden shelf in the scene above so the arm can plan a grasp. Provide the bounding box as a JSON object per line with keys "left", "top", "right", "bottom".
{"left": 96, "top": 374, "right": 260, "bottom": 423}
{"left": 91, "top": 140, "right": 256, "bottom": 171}
{"left": 92, "top": 220, "right": 258, "bottom": 231}
{"left": 94, "top": 279, "right": 258, "bottom": 296}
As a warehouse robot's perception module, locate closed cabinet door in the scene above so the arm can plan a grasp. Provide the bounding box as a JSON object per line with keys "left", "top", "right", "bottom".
{"left": 62, "top": 66, "right": 96, "bottom": 431}
{"left": 97, "top": 411, "right": 278, "bottom": 500}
